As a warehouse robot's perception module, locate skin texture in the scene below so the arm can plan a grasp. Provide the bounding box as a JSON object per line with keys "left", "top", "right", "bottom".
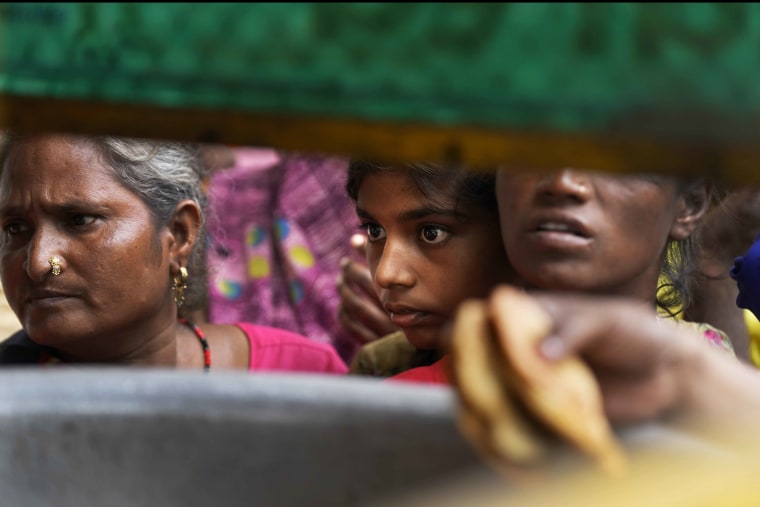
{"left": 0, "top": 135, "right": 249, "bottom": 368}
{"left": 528, "top": 291, "right": 760, "bottom": 440}
{"left": 495, "top": 169, "right": 707, "bottom": 302}
{"left": 451, "top": 289, "right": 760, "bottom": 455}
{"left": 355, "top": 170, "right": 511, "bottom": 349}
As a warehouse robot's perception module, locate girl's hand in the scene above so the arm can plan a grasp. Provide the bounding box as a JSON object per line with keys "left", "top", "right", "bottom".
{"left": 336, "top": 235, "right": 399, "bottom": 345}
{"left": 450, "top": 286, "right": 760, "bottom": 467}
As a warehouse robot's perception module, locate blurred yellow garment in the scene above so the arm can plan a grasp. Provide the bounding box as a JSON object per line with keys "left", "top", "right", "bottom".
{"left": 743, "top": 309, "right": 760, "bottom": 367}
{"left": 375, "top": 438, "right": 760, "bottom": 507}
{"left": 655, "top": 267, "right": 760, "bottom": 365}
{"left": 349, "top": 331, "right": 440, "bottom": 378}
{"left": 655, "top": 275, "right": 735, "bottom": 356}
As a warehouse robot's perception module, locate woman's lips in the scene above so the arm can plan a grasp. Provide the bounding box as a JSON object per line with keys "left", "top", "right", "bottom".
{"left": 25, "top": 289, "right": 76, "bottom": 308}
{"left": 389, "top": 310, "right": 431, "bottom": 328}
{"left": 530, "top": 230, "right": 592, "bottom": 248}
{"left": 27, "top": 295, "right": 72, "bottom": 308}
{"left": 528, "top": 213, "right": 592, "bottom": 236}
{"left": 384, "top": 303, "right": 433, "bottom": 329}
{"left": 522, "top": 215, "right": 594, "bottom": 250}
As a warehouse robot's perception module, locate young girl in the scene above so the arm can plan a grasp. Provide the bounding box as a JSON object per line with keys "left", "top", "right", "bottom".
{"left": 418, "top": 167, "right": 737, "bottom": 383}
{"left": 344, "top": 160, "right": 516, "bottom": 381}
{"left": 345, "top": 166, "right": 735, "bottom": 384}
{"left": 489, "top": 167, "right": 735, "bottom": 353}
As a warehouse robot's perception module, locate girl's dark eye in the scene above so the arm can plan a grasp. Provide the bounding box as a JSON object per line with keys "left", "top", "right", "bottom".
{"left": 365, "top": 223, "right": 386, "bottom": 242}
{"left": 419, "top": 225, "right": 450, "bottom": 245}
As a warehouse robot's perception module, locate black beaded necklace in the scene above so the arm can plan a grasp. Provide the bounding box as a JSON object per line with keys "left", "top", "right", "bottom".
{"left": 179, "top": 317, "right": 211, "bottom": 372}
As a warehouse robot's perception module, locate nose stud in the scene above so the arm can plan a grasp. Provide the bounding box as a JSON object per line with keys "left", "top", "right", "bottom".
{"left": 49, "top": 256, "right": 62, "bottom": 276}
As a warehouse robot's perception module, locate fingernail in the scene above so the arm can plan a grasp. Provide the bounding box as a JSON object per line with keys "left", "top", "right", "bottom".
{"left": 539, "top": 335, "right": 565, "bottom": 360}
{"left": 339, "top": 257, "right": 350, "bottom": 269}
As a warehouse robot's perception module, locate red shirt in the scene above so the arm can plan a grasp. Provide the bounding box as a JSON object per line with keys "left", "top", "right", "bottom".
{"left": 387, "top": 356, "right": 450, "bottom": 385}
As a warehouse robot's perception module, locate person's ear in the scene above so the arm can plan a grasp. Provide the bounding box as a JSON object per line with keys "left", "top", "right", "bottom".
{"left": 168, "top": 199, "right": 202, "bottom": 273}
{"left": 670, "top": 179, "right": 712, "bottom": 241}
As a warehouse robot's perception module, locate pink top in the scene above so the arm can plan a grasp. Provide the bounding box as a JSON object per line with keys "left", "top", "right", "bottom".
{"left": 235, "top": 322, "right": 348, "bottom": 374}
{"left": 207, "top": 150, "right": 362, "bottom": 363}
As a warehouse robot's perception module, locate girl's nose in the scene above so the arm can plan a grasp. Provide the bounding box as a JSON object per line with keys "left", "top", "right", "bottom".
{"left": 373, "top": 242, "right": 415, "bottom": 290}
{"left": 537, "top": 168, "right": 592, "bottom": 203}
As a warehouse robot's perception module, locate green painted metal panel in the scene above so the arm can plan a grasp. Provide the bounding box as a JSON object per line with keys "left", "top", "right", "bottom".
{"left": 1, "top": 3, "right": 759, "bottom": 139}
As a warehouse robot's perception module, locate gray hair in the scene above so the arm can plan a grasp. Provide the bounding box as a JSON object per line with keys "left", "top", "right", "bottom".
{"left": 94, "top": 137, "right": 209, "bottom": 316}
{"left": 96, "top": 137, "right": 207, "bottom": 225}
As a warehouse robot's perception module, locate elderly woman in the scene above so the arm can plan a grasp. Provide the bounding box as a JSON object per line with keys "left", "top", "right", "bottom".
{"left": 0, "top": 133, "right": 347, "bottom": 373}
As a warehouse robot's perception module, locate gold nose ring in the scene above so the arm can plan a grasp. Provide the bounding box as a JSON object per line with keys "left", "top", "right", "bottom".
{"left": 49, "top": 256, "right": 62, "bottom": 276}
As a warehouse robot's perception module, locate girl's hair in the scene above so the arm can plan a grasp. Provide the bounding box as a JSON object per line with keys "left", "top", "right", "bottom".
{"left": 657, "top": 239, "right": 695, "bottom": 317}
{"left": 656, "top": 178, "right": 714, "bottom": 317}
{"left": 0, "top": 133, "right": 210, "bottom": 316}
{"left": 345, "top": 160, "right": 498, "bottom": 215}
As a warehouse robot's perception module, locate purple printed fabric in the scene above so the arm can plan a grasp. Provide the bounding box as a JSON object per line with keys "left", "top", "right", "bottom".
{"left": 206, "top": 148, "right": 361, "bottom": 362}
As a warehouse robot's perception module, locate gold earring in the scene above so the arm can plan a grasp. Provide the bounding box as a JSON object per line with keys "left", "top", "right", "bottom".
{"left": 48, "top": 256, "right": 62, "bottom": 276}
{"left": 172, "top": 266, "right": 189, "bottom": 308}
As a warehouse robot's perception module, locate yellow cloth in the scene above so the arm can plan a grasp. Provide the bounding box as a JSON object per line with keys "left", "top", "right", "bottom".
{"left": 744, "top": 309, "right": 760, "bottom": 367}
{"left": 655, "top": 273, "right": 735, "bottom": 357}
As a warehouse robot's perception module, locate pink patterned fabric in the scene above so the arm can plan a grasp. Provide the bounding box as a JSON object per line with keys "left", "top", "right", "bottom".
{"left": 206, "top": 148, "right": 361, "bottom": 363}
